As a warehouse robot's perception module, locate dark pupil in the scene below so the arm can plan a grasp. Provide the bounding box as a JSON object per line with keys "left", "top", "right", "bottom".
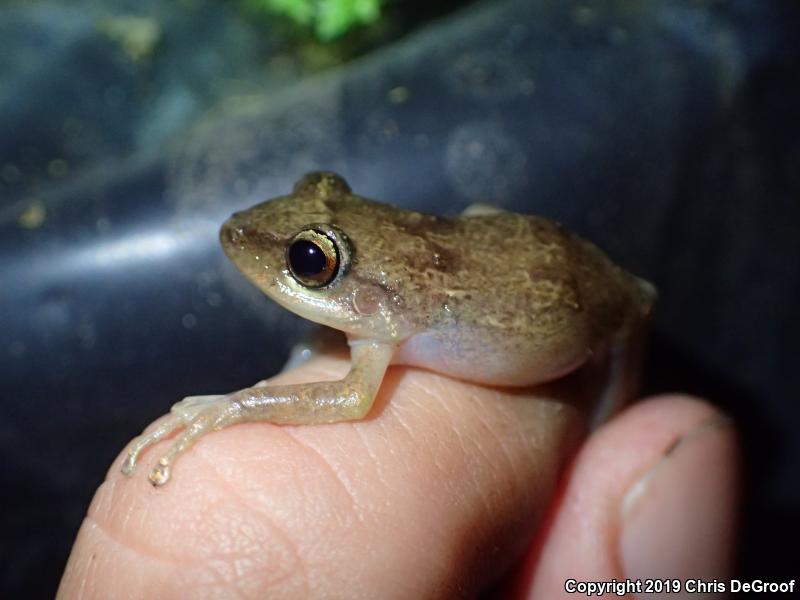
{"left": 288, "top": 240, "right": 327, "bottom": 276}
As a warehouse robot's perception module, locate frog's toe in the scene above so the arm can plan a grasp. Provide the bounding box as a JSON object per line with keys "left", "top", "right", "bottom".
{"left": 147, "top": 397, "right": 246, "bottom": 486}
{"left": 148, "top": 458, "right": 172, "bottom": 486}
{"left": 120, "top": 452, "right": 138, "bottom": 476}
{"left": 121, "top": 414, "right": 183, "bottom": 476}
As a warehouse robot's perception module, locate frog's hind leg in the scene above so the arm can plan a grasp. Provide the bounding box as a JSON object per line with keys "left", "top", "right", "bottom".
{"left": 461, "top": 203, "right": 509, "bottom": 217}
{"left": 586, "top": 326, "right": 647, "bottom": 429}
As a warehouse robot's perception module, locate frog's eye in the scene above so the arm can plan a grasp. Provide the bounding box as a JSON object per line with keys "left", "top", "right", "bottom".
{"left": 286, "top": 229, "right": 340, "bottom": 288}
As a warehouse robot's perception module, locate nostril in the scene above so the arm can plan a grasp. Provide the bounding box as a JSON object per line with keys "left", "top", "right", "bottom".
{"left": 221, "top": 221, "right": 249, "bottom": 245}
{"left": 230, "top": 226, "right": 248, "bottom": 244}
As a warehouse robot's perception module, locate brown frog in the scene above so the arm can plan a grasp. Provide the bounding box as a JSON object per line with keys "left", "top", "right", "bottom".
{"left": 122, "top": 172, "right": 655, "bottom": 486}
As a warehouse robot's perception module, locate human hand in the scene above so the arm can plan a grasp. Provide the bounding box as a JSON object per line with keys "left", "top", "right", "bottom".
{"left": 58, "top": 356, "right": 737, "bottom": 598}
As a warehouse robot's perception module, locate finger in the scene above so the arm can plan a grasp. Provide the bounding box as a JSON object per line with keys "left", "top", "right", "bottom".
{"left": 58, "top": 356, "right": 588, "bottom": 599}
{"left": 510, "top": 394, "right": 739, "bottom": 598}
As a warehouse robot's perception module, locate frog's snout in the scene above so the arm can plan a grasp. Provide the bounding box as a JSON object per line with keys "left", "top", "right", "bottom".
{"left": 219, "top": 210, "right": 258, "bottom": 251}
{"left": 219, "top": 215, "right": 246, "bottom": 247}
{"left": 219, "top": 213, "right": 281, "bottom": 254}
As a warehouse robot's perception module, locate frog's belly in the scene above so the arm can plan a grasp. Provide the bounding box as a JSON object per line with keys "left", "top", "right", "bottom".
{"left": 393, "top": 327, "right": 589, "bottom": 387}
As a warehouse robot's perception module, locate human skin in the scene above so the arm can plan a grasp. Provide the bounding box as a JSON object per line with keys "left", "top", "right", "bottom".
{"left": 58, "top": 356, "right": 738, "bottom": 599}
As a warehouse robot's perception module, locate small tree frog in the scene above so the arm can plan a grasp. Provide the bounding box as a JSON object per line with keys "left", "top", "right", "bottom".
{"left": 122, "top": 172, "right": 655, "bottom": 486}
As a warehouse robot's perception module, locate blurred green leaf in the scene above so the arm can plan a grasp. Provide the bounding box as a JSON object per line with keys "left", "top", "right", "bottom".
{"left": 242, "top": 0, "right": 383, "bottom": 40}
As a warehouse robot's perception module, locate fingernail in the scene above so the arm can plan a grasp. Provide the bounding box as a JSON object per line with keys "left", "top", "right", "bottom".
{"left": 619, "top": 415, "right": 737, "bottom": 584}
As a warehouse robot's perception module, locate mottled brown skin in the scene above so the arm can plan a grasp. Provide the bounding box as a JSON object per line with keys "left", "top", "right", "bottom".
{"left": 122, "top": 171, "right": 655, "bottom": 485}
{"left": 220, "top": 172, "right": 655, "bottom": 386}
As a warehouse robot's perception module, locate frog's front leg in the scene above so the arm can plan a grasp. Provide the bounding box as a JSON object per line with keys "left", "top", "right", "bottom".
{"left": 120, "top": 395, "right": 225, "bottom": 477}
{"left": 122, "top": 340, "right": 395, "bottom": 486}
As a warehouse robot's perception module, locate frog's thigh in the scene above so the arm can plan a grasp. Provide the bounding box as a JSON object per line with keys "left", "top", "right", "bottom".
{"left": 587, "top": 330, "right": 645, "bottom": 428}
{"left": 461, "top": 203, "right": 509, "bottom": 217}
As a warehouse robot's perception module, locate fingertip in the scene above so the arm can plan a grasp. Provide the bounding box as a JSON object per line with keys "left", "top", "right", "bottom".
{"left": 619, "top": 403, "right": 738, "bottom": 587}
{"left": 512, "top": 395, "right": 738, "bottom": 598}
{"left": 61, "top": 357, "right": 590, "bottom": 599}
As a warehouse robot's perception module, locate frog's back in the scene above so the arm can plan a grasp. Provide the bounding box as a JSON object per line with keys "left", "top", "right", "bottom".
{"left": 394, "top": 211, "right": 655, "bottom": 386}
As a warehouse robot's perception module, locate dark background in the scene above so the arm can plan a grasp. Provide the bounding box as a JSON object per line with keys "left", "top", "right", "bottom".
{"left": 1, "top": 0, "right": 798, "bottom": 596}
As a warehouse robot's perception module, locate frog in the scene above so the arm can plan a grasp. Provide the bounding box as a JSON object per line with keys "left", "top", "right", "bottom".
{"left": 122, "top": 171, "right": 656, "bottom": 486}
